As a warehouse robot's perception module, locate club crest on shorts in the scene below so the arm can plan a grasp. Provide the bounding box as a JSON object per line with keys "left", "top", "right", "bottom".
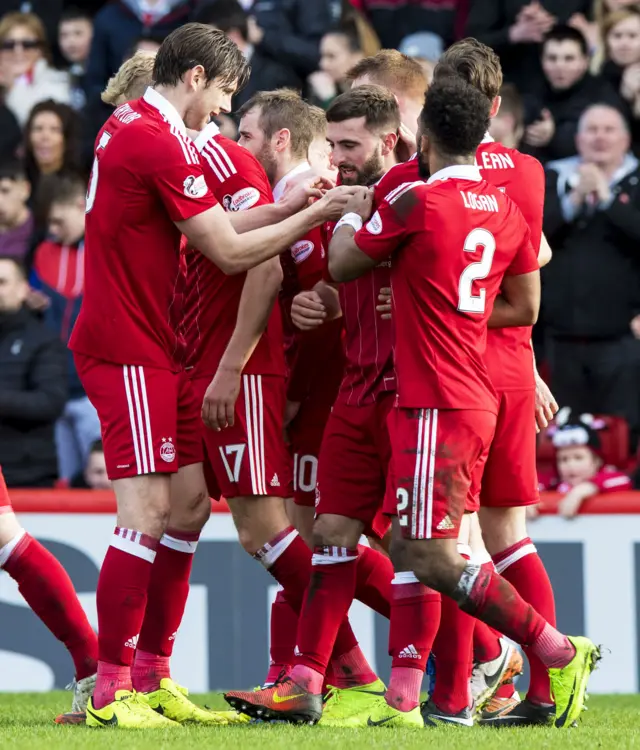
{"left": 160, "top": 437, "right": 176, "bottom": 463}
{"left": 223, "top": 187, "right": 260, "bottom": 212}
{"left": 183, "top": 174, "right": 208, "bottom": 198}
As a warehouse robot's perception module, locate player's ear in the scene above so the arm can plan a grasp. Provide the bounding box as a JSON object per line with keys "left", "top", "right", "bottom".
{"left": 185, "top": 64, "right": 206, "bottom": 91}
{"left": 381, "top": 130, "right": 398, "bottom": 157}
{"left": 490, "top": 95, "right": 501, "bottom": 119}
{"left": 274, "top": 127, "right": 291, "bottom": 153}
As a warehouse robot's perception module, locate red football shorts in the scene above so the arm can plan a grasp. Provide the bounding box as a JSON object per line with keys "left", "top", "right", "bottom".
{"left": 469, "top": 388, "right": 539, "bottom": 509}
{"left": 389, "top": 407, "right": 496, "bottom": 540}
{"left": 191, "top": 374, "right": 293, "bottom": 499}
{"left": 315, "top": 393, "right": 394, "bottom": 537}
{"left": 288, "top": 387, "right": 336, "bottom": 508}
{"left": 75, "top": 354, "right": 203, "bottom": 480}
{"left": 0, "top": 468, "right": 11, "bottom": 513}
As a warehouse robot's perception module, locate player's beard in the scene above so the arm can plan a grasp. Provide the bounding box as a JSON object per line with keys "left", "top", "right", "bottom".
{"left": 258, "top": 143, "right": 279, "bottom": 185}
{"left": 339, "top": 151, "right": 385, "bottom": 187}
{"left": 417, "top": 149, "right": 430, "bottom": 179}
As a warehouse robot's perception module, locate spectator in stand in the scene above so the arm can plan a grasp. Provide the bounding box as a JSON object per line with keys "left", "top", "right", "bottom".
{"left": 539, "top": 417, "right": 632, "bottom": 518}
{"left": 465, "top": 1, "right": 593, "bottom": 94}
{"left": 569, "top": 0, "right": 640, "bottom": 61}
{"left": 350, "top": 0, "right": 462, "bottom": 51}
{"left": 522, "top": 25, "right": 624, "bottom": 163}
{"left": 308, "top": 21, "right": 364, "bottom": 108}
{"left": 542, "top": 103, "right": 640, "bottom": 449}
{"left": 71, "top": 439, "right": 111, "bottom": 490}
{"left": 599, "top": 7, "right": 640, "bottom": 149}
{"left": 24, "top": 99, "right": 83, "bottom": 211}
{"left": 0, "top": 163, "right": 33, "bottom": 263}
{"left": 489, "top": 83, "right": 525, "bottom": 147}
{"left": 195, "top": 0, "right": 300, "bottom": 113}
{"left": 1, "top": 2, "right": 64, "bottom": 55}
{"left": 398, "top": 31, "right": 444, "bottom": 84}
{"left": 0, "top": 12, "right": 71, "bottom": 127}
{"left": 249, "top": 0, "right": 340, "bottom": 89}
{"left": 84, "top": 0, "right": 193, "bottom": 118}
{"left": 58, "top": 7, "right": 94, "bottom": 111}
{"left": 0, "top": 256, "right": 66, "bottom": 488}
{"left": 126, "top": 34, "right": 163, "bottom": 57}
{"left": 30, "top": 175, "right": 100, "bottom": 483}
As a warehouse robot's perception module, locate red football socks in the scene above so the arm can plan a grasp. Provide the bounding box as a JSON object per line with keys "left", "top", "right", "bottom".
{"left": 355, "top": 544, "right": 393, "bottom": 618}
{"left": 473, "top": 621, "right": 503, "bottom": 663}
{"left": 459, "top": 563, "right": 574, "bottom": 669}
{"left": 1, "top": 532, "right": 98, "bottom": 681}
{"left": 265, "top": 587, "right": 296, "bottom": 685}
{"left": 133, "top": 528, "right": 200, "bottom": 692}
{"left": 93, "top": 527, "right": 158, "bottom": 708}
{"left": 432, "top": 594, "right": 474, "bottom": 714}
{"left": 329, "top": 644, "right": 377, "bottom": 689}
{"left": 494, "top": 538, "right": 556, "bottom": 705}
{"left": 386, "top": 572, "right": 440, "bottom": 711}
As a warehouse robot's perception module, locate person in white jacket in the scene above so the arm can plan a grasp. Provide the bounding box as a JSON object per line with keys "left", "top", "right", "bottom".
{"left": 0, "top": 12, "right": 71, "bottom": 127}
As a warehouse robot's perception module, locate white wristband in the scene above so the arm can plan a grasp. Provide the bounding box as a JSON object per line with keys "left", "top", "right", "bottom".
{"left": 334, "top": 212, "right": 363, "bottom": 234}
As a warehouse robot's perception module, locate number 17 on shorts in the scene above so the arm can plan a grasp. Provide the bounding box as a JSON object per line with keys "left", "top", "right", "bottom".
{"left": 390, "top": 407, "right": 495, "bottom": 540}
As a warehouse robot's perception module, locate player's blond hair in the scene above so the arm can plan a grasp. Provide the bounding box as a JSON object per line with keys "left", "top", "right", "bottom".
{"left": 101, "top": 52, "right": 156, "bottom": 107}
{"left": 347, "top": 49, "right": 428, "bottom": 102}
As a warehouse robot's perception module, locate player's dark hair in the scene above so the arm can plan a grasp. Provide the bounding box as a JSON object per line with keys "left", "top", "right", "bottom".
{"left": 497, "top": 84, "right": 524, "bottom": 130}
{"left": 59, "top": 6, "right": 92, "bottom": 24}
{"left": 326, "top": 84, "right": 400, "bottom": 134}
{"left": 153, "top": 23, "right": 250, "bottom": 90}
{"left": 194, "top": 0, "right": 249, "bottom": 43}
{"left": 49, "top": 173, "right": 86, "bottom": 207}
{"left": 0, "top": 161, "right": 27, "bottom": 182}
{"left": 347, "top": 49, "right": 428, "bottom": 102}
{"left": 237, "top": 89, "right": 315, "bottom": 160}
{"left": 543, "top": 24, "right": 589, "bottom": 56}
{"left": 325, "top": 19, "right": 362, "bottom": 54}
{"left": 420, "top": 72, "right": 491, "bottom": 159}
{"left": 0, "top": 255, "right": 27, "bottom": 280}
{"left": 436, "top": 37, "right": 503, "bottom": 103}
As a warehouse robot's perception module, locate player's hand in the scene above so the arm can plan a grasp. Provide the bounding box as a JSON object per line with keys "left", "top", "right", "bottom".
{"left": 377, "top": 287, "right": 392, "bottom": 319}
{"left": 201, "top": 365, "right": 241, "bottom": 431}
{"left": 534, "top": 371, "right": 558, "bottom": 432}
{"left": 395, "top": 123, "right": 417, "bottom": 164}
{"left": 284, "top": 399, "right": 301, "bottom": 427}
{"left": 524, "top": 109, "right": 555, "bottom": 147}
{"left": 343, "top": 186, "right": 374, "bottom": 221}
{"left": 281, "top": 178, "right": 324, "bottom": 214}
{"left": 317, "top": 185, "right": 363, "bottom": 220}
{"left": 291, "top": 290, "right": 327, "bottom": 330}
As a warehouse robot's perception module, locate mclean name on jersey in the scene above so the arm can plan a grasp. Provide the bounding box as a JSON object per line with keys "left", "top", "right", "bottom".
{"left": 460, "top": 191, "right": 499, "bottom": 213}
{"left": 477, "top": 150, "right": 515, "bottom": 170}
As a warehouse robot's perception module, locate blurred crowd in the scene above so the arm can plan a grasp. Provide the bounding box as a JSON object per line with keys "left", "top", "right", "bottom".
{"left": 0, "top": 0, "right": 639, "bottom": 505}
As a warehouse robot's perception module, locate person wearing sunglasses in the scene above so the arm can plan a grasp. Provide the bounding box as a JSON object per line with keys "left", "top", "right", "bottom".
{"left": 0, "top": 12, "right": 71, "bottom": 127}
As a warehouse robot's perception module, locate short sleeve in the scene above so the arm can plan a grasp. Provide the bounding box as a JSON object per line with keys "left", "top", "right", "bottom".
{"left": 505, "top": 210, "right": 539, "bottom": 276}
{"left": 353, "top": 190, "right": 411, "bottom": 263}
{"left": 149, "top": 131, "right": 217, "bottom": 223}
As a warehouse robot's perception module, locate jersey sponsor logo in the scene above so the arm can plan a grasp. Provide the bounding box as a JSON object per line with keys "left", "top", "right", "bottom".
{"left": 160, "top": 438, "right": 176, "bottom": 463}
{"left": 223, "top": 187, "right": 260, "bottom": 212}
{"left": 290, "top": 239, "right": 314, "bottom": 264}
{"left": 183, "top": 174, "right": 208, "bottom": 198}
{"left": 366, "top": 211, "right": 382, "bottom": 235}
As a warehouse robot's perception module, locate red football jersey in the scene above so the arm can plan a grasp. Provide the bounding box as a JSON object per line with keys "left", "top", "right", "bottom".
{"left": 477, "top": 136, "right": 544, "bottom": 390}
{"left": 327, "top": 163, "right": 419, "bottom": 407}
{"left": 69, "top": 89, "right": 217, "bottom": 370}
{"left": 354, "top": 165, "right": 539, "bottom": 411}
{"left": 182, "top": 122, "right": 285, "bottom": 378}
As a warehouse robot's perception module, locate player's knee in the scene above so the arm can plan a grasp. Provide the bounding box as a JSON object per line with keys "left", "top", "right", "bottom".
{"left": 389, "top": 532, "right": 411, "bottom": 572}
{"left": 312, "top": 514, "right": 362, "bottom": 549}
{"left": 179, "top": 487, "right": 211, "bottom": 531}
{"left": 479, "top": 506, "right": 527, "bottom": 555}
{"left": 406, "top": 540, "right": 462, "bottom": 594}
{"left": 0, "top": 512, "right": 21, "bottom": 547}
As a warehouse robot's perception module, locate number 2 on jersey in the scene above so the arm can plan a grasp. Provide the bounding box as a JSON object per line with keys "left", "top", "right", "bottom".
{"left": 458, "top": 227, "right": 496, "bottom": 314}
{"left": 85, "top": 131, "right": 112, "bottom": 214}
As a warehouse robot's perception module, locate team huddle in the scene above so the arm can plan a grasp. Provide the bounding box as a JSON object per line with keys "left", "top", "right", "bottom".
{"left": 0, "top": 22, "right": 601, "bottom": 730}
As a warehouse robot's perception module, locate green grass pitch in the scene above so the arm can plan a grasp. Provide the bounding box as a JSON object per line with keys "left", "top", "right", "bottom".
{"left": 1, "top": 692, "right": 640, "bottom": 749}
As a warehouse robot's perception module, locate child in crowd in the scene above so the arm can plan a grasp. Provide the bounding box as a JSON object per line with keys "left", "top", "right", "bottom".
{"left": 58, "top": 7, "right": 93, "bottom": 110}
{"left": 539, "top": 415, "right": 632, "bottom": 518}
{"left": 71, "top": 439, "right": 110, "bottom": 489}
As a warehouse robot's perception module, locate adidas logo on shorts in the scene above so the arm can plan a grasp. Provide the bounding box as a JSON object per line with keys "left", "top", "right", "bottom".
{"left": 124, "top": 634, "right": 139, "bottom": 649}
{"left": 398, "top": 644, "right": 421, "bottom": 659}
{"left": 270, "top": 473, "right": 280, "bottom": 487}
{"left": 437, "top": 515, "right": 455, "bottom": 531}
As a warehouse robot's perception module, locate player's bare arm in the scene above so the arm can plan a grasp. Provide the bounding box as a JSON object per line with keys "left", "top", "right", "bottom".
{"left": 538, "top": 233, "right": 552, "bottom": 266}
{"left": 177, "top": 186, "right": 358, "bottom": 275}
{"left": 327, "top": 187, "right": 380, "bottom": 282}
{"left": 291, "top": 280, "right": 341, "bottom": 331}
{"left": 202, "top": 257, "right": 283, "bottom": 432}
{"left": 488, "top": 270, "right": 540, "bottom": 328}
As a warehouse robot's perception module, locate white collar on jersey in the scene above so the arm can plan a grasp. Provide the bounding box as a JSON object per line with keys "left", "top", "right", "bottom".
{"left": 193, "top": 121, "right": 220, "bottom": 152}
{"left": 481, "top": 132, "right": 494, "bottom": 144}
{"left": 273, "top": 161, "right": 311, "bottom": 202}
{"left": 427, "top": 164, "right": 482, "bottom": 184}
{"left": 143, "top": 87, "right": 187, "bottom": 135}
